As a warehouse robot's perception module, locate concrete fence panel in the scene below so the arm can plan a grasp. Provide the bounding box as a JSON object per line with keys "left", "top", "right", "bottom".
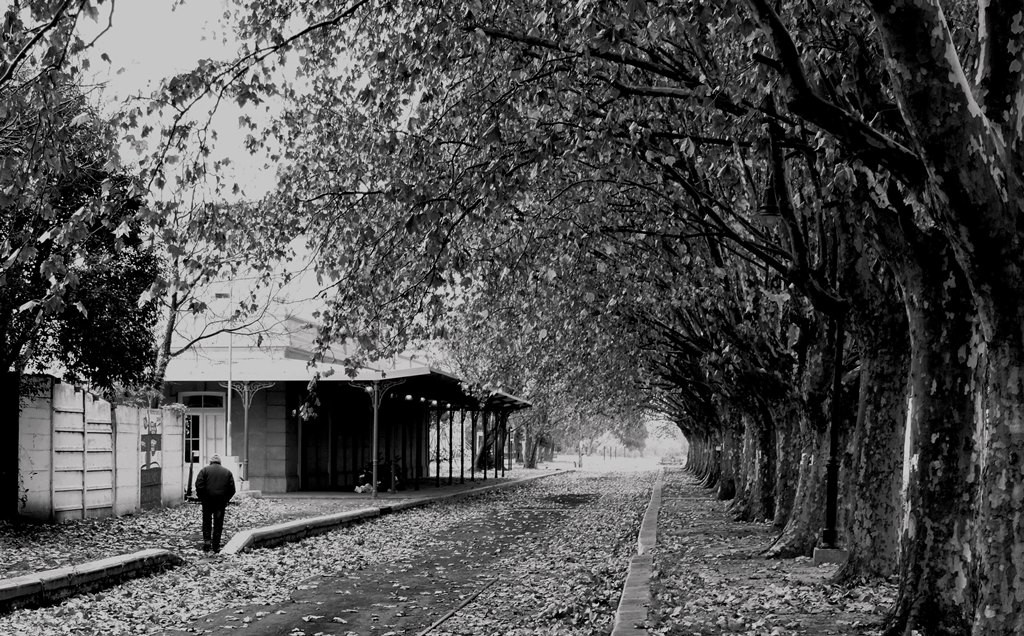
{"left": 113, "top": 406, "right": 141, "bottom": 515}
{"left": 17, "top": 377, "right": 185, "bottom": 522}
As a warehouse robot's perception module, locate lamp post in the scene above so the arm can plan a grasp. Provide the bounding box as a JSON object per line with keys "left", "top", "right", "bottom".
{"left": 214, "top": 291, "right": 234, "bottom": 462}
{"left": 821, "top": 314, "right": 846, "bottom": 549}
{"left": 221, "top": 380, "right": 275, "bottom": 481}
{"left": 360, "top": 374, "right": 403, "bottom": 498}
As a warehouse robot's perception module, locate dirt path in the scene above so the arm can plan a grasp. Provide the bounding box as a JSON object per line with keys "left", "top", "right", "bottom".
{"left": 649, "top": 468, "right": 896, "bottom": 636}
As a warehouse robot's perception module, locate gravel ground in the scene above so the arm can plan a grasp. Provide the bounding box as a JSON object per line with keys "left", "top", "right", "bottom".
{"left": 0, "top": 469, "right": 655, "bottom": 636}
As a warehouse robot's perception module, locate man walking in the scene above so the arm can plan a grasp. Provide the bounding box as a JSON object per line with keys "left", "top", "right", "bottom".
{"left": 195, "top": 454, "right": 236, "bottom": 553}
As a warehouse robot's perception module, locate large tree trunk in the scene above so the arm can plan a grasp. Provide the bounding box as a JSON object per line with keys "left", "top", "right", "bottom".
{"left": 836, "top": 207, "right": 910, "bottom": 581}
{"left": 717, "top": 418, "right": 741, "bottom": 501}
{"left": 971, "top": 332, "right": 1024, "bottom": 634}
{"left": 772, "top": 404, "right": 799, "bottom": 528}
{"left": 700, "top": 432, "right": 721, "bottom": 489}
{"left": 765, "top": 311, "right": 832, "bottom": 558}
{"left": 473, "top": 412, "right": 500, "bottom": 472}
{"left": 523, "top": 431, "right": 539, "bottom": 469}
{"left": 884, "top": 242, "right": 975, "bottom": 636}
{"left": 764, "top": 417, "right": 828, "bottom": 558}
{"left": 837, "top": 332, "right": 907, "bottom": 580}
{"left": 685, "top": 431, "right": 720, "bottom": 488}
{"left": 731, "top": 410, "right": 775, "bottom": 522}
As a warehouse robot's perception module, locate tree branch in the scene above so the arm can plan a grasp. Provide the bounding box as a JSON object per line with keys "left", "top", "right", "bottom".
{"left": 471, "top": 24, "right": 694, "bottom": 85}
{"left": 0, "top": 0, "right": 78, "bottom": 87}
{"left": 743, "top": 0, "right": 927, "bottom": 185}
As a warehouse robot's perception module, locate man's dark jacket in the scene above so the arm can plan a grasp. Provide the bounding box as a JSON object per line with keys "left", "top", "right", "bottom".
{"left": 195, "top": 463, "right": 235, "bottom": 505}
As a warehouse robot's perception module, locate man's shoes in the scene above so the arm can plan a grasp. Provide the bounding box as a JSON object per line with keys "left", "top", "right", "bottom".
{"left": 212, "top": 545, "right": 220, "bottom": 553}
{"left": 203, "top": 542, "right": 212, "bottom": 552}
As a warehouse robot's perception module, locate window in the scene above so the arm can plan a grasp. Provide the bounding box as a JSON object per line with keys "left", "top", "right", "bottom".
{"left": 181, "top": 393, "right": 224, "bottom": 409}
{"left": 185, "top": 415, "right": 200, "bottom": 463}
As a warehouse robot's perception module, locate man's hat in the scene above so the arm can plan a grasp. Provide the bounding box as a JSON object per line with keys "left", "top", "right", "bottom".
{"left": 210, "top": 454, "right": 222, "bottom": 464}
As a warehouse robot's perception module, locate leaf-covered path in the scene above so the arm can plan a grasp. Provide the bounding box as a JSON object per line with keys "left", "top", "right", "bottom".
{"left": 649, "top": 468, "right": 896, "bottom": 635}
{"left": 170, "top": 472, "right": 651, "bottom": 635}
{"left": 0, "top": 469, "right": 654, "bottom": 636}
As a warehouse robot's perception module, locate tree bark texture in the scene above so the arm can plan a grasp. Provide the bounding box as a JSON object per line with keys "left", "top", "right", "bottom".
{"left": 731, "top": 411, "right": 776, "bottom": 522}
{"left": 972, "top": 336, "right": 1024, "bottom": 635}
{"left": 838, "top": 335, "right": 908, "bottom": 581}
{"left": 523, "top": 432, "right": 539, "bottom": 469}
{"left": 764, "top": 419, "right": 828, "bottom": 558}
{"left": 837, "top": 205, "right": 911, "bottom": 581}
{"left": 864, "top": 4, "right": 1024, "bottom": 631}
{"left": 718, "top": 419, "right": 741, "bottom": 501}
{"left": 885, "top": 243, "right": 975, "bottom": 636}
{"left": 686, "top": 432, "right": 721, "bottom": 489}
{"left": 772, "top": 405, "right": 800, "bottom": 529}
{"left": 765, "top": 310, "right": 833, "bottom": 558}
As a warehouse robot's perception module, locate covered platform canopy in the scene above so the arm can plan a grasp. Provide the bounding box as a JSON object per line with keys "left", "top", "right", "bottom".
{"left": 164, "top": 347, "right": 530, "bottom": 412}
{"left": 164, "top": 320, "right": 530, "bottom": 493}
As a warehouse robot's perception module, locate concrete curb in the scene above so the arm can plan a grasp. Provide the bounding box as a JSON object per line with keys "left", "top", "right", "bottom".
{"left": 611, "top": 467, "right": 664, "bottom": 636}
{"left": 0, "top": 549, "right": 183, "bottom": 613}
{"left": 223, "top": 470, "right": 570, "bottom": 555}
{"left": 221, "top": 507, "right": 382, "bottom": 554}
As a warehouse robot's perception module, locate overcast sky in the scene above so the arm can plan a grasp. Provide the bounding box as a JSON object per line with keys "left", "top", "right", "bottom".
{"left": 79, "top": 2, "right": 327, "bottom": 316}
{"left": 81, "top": 0, "right": 278, "bottom": 201}
{"left": 90, "top": 1, "right": 232, "bottom": 100}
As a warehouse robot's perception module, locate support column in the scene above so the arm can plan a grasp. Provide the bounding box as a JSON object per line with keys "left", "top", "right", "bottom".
{"left": 482, "top": 411, "right": 488, "bottom": 482}
{"left": 470, "top": 410, "right": 477, "bottom": 482}
{"left": 414, "top": 406, "right": 423, "bottom": 491}
{"left": 460, "top": 410, "right": 466, "bottom": 484}
{"left": 434, "top": 408, "right": 441, "bottom": 488}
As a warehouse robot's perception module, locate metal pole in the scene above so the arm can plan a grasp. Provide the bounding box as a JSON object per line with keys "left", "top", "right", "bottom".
{"left": 82, "top": 390, "right": 88, "bottom": 518}
{"left": 226, "top": 330, "right": 232, "bottom": 461}
{"left": 482, "top": 411, "right": 488, "bottom": 481}
{"left": 242, "top": 383, "right": 249, "bottom": 481}
{"left": 470, "top": 410, "right": 477, "bottom": 481}
{"left": 372, "top": 380, "right": 379, "bottom": 499}
{"left": 414, "top": 406, "right": 422, "bottom": 491}
{"left": 435, "top": 408, "right": 441, "bottom": 488}
{"left": 460, "top": 410, "right": 465, "bottom": 484}
{"left": 448, "top": 408, "right": 453, "bottom": 485}
{"left": 822, "top": 314, "right": 846, "bottom": 548}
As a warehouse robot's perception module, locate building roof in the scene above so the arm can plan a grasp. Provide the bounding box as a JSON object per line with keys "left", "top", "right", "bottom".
{"left": 163, "top": 323, "right": 531, "bottom": 412}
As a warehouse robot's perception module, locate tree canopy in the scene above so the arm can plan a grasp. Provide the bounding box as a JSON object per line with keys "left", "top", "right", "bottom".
{"left": 0, "top": 75, "right": 159, "bottom": 392}
{"left": 7, "top": 0, "right": 1024, "bottom": 633}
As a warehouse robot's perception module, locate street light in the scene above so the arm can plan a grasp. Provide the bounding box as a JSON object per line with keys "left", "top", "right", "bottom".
{"left": 360, "top": 373, "right": 404, "bottom": 498}
{"left": 214, "top": 291, "right": 234, "bottom": 464}
{"left": 221, "top": 381, "right": 275, "bottom": 481}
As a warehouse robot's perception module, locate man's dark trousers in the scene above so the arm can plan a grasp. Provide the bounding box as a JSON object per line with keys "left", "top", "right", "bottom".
{"left": 202, "top": 498, "right": 229, "bottom": 551}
